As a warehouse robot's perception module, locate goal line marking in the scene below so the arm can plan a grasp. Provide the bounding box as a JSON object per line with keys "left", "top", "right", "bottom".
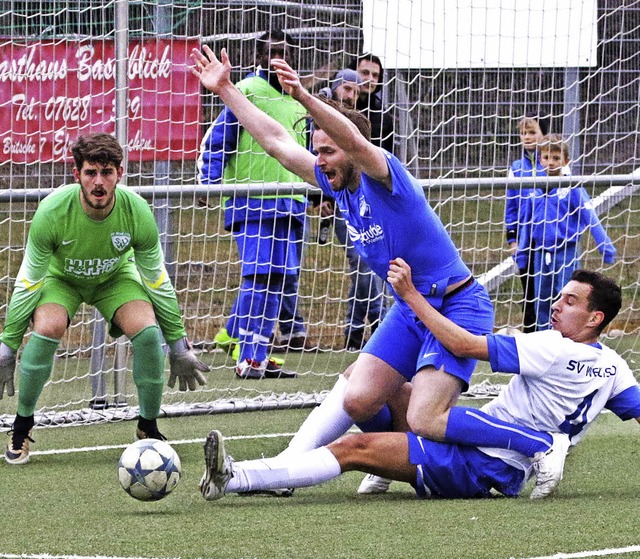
{"left": 28, "top": 431, "right": 301, "bottom": 456}
{"left": 0, "top": 555, "right": 187, "bottom": 559}
{"left": 2, "top": 544, "right": 640, "bottom": 559}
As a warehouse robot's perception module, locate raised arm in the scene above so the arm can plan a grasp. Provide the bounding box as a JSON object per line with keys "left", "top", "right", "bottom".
{"left": 272, "top": 58, "right": 391, "bottom": 187}
{"left": 387, "top": 258, "right": 490, "bottom": 360}
{"left": 191, "top": 46, "right": 317, "bottom": 186}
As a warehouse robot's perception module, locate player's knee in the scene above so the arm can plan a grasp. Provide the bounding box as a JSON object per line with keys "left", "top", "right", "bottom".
{"left": 343, "top": 393, "right": 376, "bottom": 423}
{"left": 328, "top": 434, "right": 369, "bottom": 470}
{"left": 34, "top": 320, "right": 66, "bottom": 340}
{"left": 33, "top": 305, "right": 68, "bottom": 339}
{"left": 406, "top": 408, "right": 447, "bottom": 440}
{"left": 36, "top": 325, "right": 65, "bottom": 339}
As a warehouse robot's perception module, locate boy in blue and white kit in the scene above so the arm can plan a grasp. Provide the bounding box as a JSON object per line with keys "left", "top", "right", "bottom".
{"left": 518, "top": 135, "right": 617, "bottom": 331}
{"left": 200, "top": 267, "right": 640, "bottom": 501}
{"left": 506, "top": 114, "right": 547, "bottom": 333}
{"left": 191, "top": 46, "right": 571, "bottom": 497}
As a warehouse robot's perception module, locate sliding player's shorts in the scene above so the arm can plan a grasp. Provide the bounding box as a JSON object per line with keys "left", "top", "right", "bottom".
{"left": 407, "top": 432, "right": 525, "bottom": 498}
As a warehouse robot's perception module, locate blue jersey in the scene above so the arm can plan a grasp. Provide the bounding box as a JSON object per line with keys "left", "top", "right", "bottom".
{"left": 517, "top": 186, "right": 616, "bottom": 263}
{"left": 505, "top": 151, "right": 545, "bottom": 247}
{"left": 314, "top": 151, "right": 470, "bottom": 313}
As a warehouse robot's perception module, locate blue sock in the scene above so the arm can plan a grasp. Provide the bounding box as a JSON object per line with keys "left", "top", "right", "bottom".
{"left": 355, "top": 405, "right": 392, "bottom": 433}
{"left": 225, "top": 296, "right": 240, "bottom": 338}
{"left": 237, "top": 278, "right": 266, "bottom": 362}
{"left": 252, "top": 289, "right": 279, "bottom": 363}
{"left": 445, "top": 407, "right": 552, "bottom": 457}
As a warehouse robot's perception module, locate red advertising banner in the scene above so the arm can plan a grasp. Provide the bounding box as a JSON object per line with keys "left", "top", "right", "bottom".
{"left": 0, "top": 39, "right": 202, "bottom": 163}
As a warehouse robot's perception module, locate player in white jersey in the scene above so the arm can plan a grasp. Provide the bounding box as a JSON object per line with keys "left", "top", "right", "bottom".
{"left": 199, "top": 267, "right": 640, "bottom": 500}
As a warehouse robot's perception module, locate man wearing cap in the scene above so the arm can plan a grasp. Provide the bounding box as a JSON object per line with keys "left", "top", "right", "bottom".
{"left": 318, "top": 69, "right": 363, "bottom": 110}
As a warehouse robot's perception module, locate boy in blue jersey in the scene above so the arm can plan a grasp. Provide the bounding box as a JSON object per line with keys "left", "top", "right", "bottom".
{"left": 191, "top": 46, "right": 571, "bottom": 497}
{"left": 506, "top": 113, "right": 548, "bottom": 333}
{"left": 518, "top": 135, "right": 616, "bottom": 331}
{"left": 200, "top": 267, "right": 640, "bottom": 501}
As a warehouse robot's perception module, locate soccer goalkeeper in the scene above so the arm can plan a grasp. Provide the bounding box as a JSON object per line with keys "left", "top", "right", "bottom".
{"left": 0, "top": 133, "right": 209, "bottom": 464}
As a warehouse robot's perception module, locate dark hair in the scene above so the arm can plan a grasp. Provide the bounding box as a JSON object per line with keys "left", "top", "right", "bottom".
{"left": 348, "top": 53, "right": 384, "bottom": 95}
{"left": 571, "top": 269, "right": 622, "bottom": 333}
{"left": 310, "top": 95, "right": 371, "bottom": 142}
{"left": 71, "top": 133, "right": 123, "bottom": 170}
{"left": 256, "top": 29, "right": 296, "bottom": 58}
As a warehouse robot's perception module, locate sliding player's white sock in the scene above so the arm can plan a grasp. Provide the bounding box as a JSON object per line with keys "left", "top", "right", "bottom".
{"left": 280, "top": 375, "right": 353, "bottom": 456}
{"left": 227, "top": 447, "right": 341, "bottom": 493}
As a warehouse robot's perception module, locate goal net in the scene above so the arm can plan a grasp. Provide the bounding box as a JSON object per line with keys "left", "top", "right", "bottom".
{"left": 0, "top": 0, "right": 638, "bottom": 429}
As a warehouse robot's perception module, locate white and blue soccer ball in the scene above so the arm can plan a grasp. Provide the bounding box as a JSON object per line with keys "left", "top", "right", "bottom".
{"left": 118, "top": 439, "right": 182, "bottom": 501}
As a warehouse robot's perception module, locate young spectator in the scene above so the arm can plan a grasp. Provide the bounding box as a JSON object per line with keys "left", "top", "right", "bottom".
{"left": 517, "top": 135, "right": 617, "bottom": 331}
{"left": 0, "top": 133, "right": 208, "bottom": 463}
{"left": 198, "top": 30, "right": 313, "bottom": 378}
{"left": 199, "top": 268, "right": 637, "bottom": 502}
{"left": 506, "top": 113, "right": 548, "bottom": 332}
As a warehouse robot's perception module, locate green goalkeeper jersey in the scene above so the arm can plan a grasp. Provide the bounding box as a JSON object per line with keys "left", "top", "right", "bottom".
{"left": 0, "top": 183, "right": 187, "bottom": 350}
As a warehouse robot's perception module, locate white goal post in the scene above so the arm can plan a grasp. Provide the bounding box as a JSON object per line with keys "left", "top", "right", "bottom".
{"left": 0, "top": 1, "right": 639, "bottom": 429}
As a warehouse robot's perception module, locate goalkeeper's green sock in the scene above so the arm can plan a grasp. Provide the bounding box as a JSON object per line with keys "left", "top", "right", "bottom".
{"left": 17, "top": 333, "right": 60, "bottom": 417}
{"left": 131, "top": 325, "right": 165, "bottom": 420}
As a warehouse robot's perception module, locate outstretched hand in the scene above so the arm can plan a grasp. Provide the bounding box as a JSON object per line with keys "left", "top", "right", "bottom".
{"left": 271, "top": 58, "right": 306, "bottom": 99}
{"left": 190, "top": 45, "right": 232, "bottom": 94}
{"left": 168, "top": 337, "right": 209, "bottom": 392}
{"left": 387, "top": 257, "right": 418, "bottom": 300}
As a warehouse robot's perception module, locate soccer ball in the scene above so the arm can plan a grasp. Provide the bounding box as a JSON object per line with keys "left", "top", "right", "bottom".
{"left": 118, "top": 439, "right": 182, "bottom": 501}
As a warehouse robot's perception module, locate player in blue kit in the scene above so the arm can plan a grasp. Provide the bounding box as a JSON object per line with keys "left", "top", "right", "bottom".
{"left": 200, "top": 268, "right": 640, "bottom": 501}
{"left": 191, "top": 46, "right": 570, "bottom": 496}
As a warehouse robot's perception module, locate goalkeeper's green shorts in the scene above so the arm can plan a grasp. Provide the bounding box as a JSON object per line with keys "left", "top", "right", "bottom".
{"left": 36, "top": 261, "right": 151, "bottom": 339}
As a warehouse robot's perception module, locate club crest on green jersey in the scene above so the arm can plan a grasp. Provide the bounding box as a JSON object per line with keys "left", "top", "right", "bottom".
{"left": 112, "top": 232, "right": 131, "bottom": 251}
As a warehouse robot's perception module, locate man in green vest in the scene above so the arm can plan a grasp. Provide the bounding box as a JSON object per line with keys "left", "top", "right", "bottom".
{"left": 198, "top": 30, "right": 310, "bottom": 379}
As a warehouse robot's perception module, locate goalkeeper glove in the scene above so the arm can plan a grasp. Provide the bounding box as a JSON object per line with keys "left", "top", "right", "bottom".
{"left": 168, "top": 337, "right": 209, "bottom": 391}
{"left": 0, "top": 342, "right": 16, "bottom": 400}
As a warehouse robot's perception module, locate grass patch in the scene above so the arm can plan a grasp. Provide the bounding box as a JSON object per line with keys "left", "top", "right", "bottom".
{"left": 0, "top": 410, "right": 638, "bottom": 559}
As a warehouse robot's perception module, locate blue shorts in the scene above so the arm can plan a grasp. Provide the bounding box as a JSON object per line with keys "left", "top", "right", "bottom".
{"left": 233, "top": 217, "right": 303, "bottom": 278}
{"left": 363, "top": 279, "right": 494, "bottom": 388}
{"left": 407, "top": 432, "right": 525, "bottom": 498}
